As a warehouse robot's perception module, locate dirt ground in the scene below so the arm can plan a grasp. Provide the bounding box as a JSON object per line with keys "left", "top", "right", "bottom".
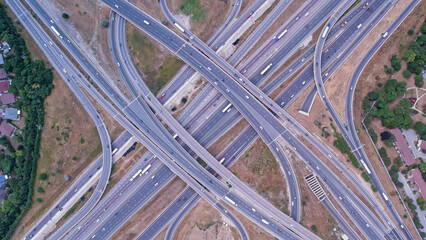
{"left": 174, "top": 198, "right": 241, "bottom": 240}
{"left": 110, "top": 177, "right": 187, "bottom": 240}
{"left": 230, "top": 138, "right": 289, "bottom": 214}
{"left": 168, "top": 0, "right": 233, "bottom": 42}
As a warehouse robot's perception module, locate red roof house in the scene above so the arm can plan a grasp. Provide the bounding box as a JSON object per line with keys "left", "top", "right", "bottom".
{"left": 0, "top": 93, "right": 15, "bottom": 105}
{"left": 0, "top": 69, "right": 6, "bottom": 80}
{"left": 0, "top": 121, "right": 15, "bottom": 137}
{"left": 0, "top": 81, "right": 9, "bottom": 93}
{"left": 389, "top": 128, "right": 415, "bottom": 166}
{"left": 410, "top": 168, "right": 426, "bottom": 199}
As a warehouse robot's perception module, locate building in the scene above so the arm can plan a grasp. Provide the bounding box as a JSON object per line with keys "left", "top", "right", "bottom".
{"left": 0, "top": 93, "right": 15, "bottom": 105}
{"left": 409, "top": 168, "right": 426, "bottom": 199}
{"left": 0, "top": 81, "right": 8, "bottom": 93}
{"left": 4, "top": 108, "right": 20, "bottom": 121}
{"left": 418, "top": 140, "right": 426, "bottom": 152}
{"left": 0, "top": 42, "right": 10, "bottom": 55}
{"left": 0, "top": 121, "right": 15, "bottom": 137}
{"left": 389, "top": 128, "right": 415, "bottom": 166}
{"left": 0, "top": 55, "right": 3, "bottom": 66}
{"left": 0, "top": 68, "right": 6, "bottom": 80}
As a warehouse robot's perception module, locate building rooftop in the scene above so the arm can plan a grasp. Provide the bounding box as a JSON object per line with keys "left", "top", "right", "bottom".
{"left": 0, "top": 121, "right": 15, "bottom": 137}
{"left": 0, "top": 81, "right": 8, "bottom": 93}
{"left": 389, "top": 128, "right": 415, "bottom": 166}
{"left": 0, "top": 93, "right": 15, "bottom": 105}
{"left": 411, "top": 168, "right": 426, "bottom": 199}
{"left": 420, "top": 140, "right": 426, "bottom": 150}
{"left": 0, "top": 55, "right": 3, "bottom": 65}
{"left": 0, "top": 68, "right": 6, "bottom": 80}
{"left": 4, "top": 108, "right": 20, "bottom": 121}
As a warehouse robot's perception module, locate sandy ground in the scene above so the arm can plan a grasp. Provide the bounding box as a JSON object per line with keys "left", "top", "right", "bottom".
{"left": 110, "top": 177, "right": 187, "bottom": 240}
{"left": 168, "top": 0, "right": 233, "bottom": 42}
{"left": 173, "top": 198, "right": 241, "bottom": 240}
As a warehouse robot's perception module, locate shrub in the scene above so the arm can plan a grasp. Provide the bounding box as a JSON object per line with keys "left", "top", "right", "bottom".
{"left": 415, "top": 75, "right": 424, "bottom": 87}
{"left": 35, "top": 198, "right": 42, "bottom": 203}
{"left": 36, "top": 187, "right": 44, "bottom": 193}
{"left": 65, "top": 175, "right": 71, "bottom": 181}
{"left": 101, "top": 20, "right": 109, "bottom": 28}
{"left": 311, "top": 225, "right": 317, "bottom": 233}
{"left": 402, "top": 70, "right": 412, "bottom": 78}
{"left": 390, "top": 55, "right": 401, "bottom": 71}
{"left": 38, "top": 173, "right": 48, "bottom": 181}
{"left": 62, "top": 13, "right": 69, "bottom": 19}
{"left": 408, "top": 29, "right": 414, "bottom": 35}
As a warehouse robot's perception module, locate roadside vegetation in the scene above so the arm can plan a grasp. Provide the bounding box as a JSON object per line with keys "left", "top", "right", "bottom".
{"left": 0, "top": 4, "right": 54, "bottom": 239}
{"left": 180, "top": 0, "right": 206, "bottom": 22}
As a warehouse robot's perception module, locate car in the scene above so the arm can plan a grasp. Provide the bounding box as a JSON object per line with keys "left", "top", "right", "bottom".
{"left": 278, "top": 229, "right": 282, "bottom": 233}
{"left": 369, "top": 8, "right": 373, "bottom": 12}
{"left": 305, "top": 24, "right": 309, "bottom": 28}
{"left": 221, "top": 154, "right": 225, "bottom": 158}
{"left": 159, "top": 93, "right": 166, "bottom": 99}
{"left": 341, "top": 21, "right": 348, "bottom": 27}
{"left": 62, "top": 68, "right": 67, "bottom": 73}
{"left": 348, "top": 113, "right": 351, "bottom": 118}
{"left": 198, "top": 65, "right": 203, "bottom": 69}
{"left": 362, "top": 3, "right": 369, "bottom": 9}
{"left": 295, "top": 16, "right": 300, "bottom": 20}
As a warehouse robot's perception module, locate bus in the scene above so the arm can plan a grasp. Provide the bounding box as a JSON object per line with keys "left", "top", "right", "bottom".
{"left": 225, "top": 196, "right": 235, "bottom": 205}
{"left": 141, "top": 164, "right": 152, "bottom": 175}
{"left": 382, "top": 32, "right": 388, "bottom": 38}
{"left": 222, "top": 103, "right": 232, "bottom": 113}
{"left": 130, "top": 169, "right": 142, "bottom": 181}
{"left": 382, "top": 192, "right": 389, "bottom": 201}
{"left": 143, "top": 20, "right": 150, "bottom": 25}
{"left": 112, "top": 148, "right": 118, "bottom": 155}
{"left": 173, "top": 22, "right": 185, "bottom": 33}
{"left": 261, "top": 219, "right": 269, "bottom": 225}
{"left": 261, "top": 63, "right": 272, "bottom": 75}
{"left": 219, "top": 158, "right": 225, "bottom": 164}
{"left": 50, "top": 26, "right": 60, "bottom": 36}
{"left": 173, "top": 133, "right": 178, "bottom": 139}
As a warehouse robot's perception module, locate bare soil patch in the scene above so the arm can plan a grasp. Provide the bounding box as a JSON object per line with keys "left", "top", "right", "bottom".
{"left": 174, "top": 198, "right": 240, "bottom": 240}
{"left": 229, "top": 138, "right": 289, "bottom": 214}
{"left": 110, "top": 177, "right": 187, "bottom": 239}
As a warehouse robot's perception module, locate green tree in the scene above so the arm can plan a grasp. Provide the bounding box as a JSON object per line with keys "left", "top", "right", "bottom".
{"left": 415, "top": 75, "right": 424, "bottom": 87}
{"left": 36, "top": 187, "right": 44, "bottom": 193}
{"left": 407, "top": 29, "right": 414, "bottom": 35}
{"left": 101, "top": 20, "right": 109, "bottom": 28}
{"left": 417, "top": 197, "right": 425, "bottom": 206}
{"left": 62, "top": 13, "right": 69, "bottom": 19}
{"left": 390, "top": 55, "right": 401, "bottom": 71}
{"left": 402, "top": 70, "right": 412, "bottom": 78}
{"left": 419, "top": 162, "right": 426, "bottom": 173}
{"left": 38, "top": 173, "right": 48, "bottom": 181}
{"left": 367, "top": 91, "right": 379, "bottom": 101}
{"left": 403, "top": 49, "right": 416, "bottom": 63}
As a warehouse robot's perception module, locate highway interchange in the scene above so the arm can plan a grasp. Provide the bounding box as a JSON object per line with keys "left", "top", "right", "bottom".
{"left": 7, "top": 0, "right": 422, "bottom": 239}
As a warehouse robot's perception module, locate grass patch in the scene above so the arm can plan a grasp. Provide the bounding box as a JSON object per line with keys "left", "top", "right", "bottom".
{"left": 249, "top": 144, "right": 277, "bottom": 174}
{"left": 61, "top": 200, "right": 81, "bottom": 221}
{"left": 127, "top": 29, "right": 183, "bottom": 95}
{"left": 180, "top": 0, "right": 206, "bottom": 22}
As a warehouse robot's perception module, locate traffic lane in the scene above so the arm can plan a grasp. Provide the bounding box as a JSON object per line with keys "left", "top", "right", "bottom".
{"left": 77, "top": 165, "right": 175, "bottom": 239}
{"left": 322, "top": 198, "right": 360, "bottom": 239}
{"left": 262, "top": 0, "right": 378, "bottom": 94}
{"left": 284, "top": 132, "right": 386, "bottom": 238}
{"left": 247, "top": 0, "right": 339, "bottom": 85}
{"left": 240, "top": 0, "right": 323, "bottom": 71}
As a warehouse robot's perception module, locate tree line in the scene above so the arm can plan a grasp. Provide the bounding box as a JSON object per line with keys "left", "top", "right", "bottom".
{"left": 0, "top": 3, "right": 53, "bottom": 239}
